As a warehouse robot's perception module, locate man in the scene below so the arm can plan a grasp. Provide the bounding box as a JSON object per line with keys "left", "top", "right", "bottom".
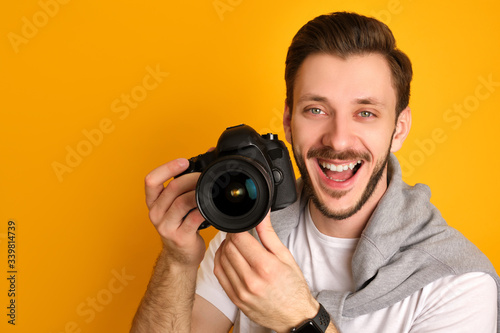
{"left": 131, "top": 12, "right": 499, "bottom": 332}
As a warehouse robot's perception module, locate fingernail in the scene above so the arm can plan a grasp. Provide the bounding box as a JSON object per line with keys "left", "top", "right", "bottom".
{"left": 177, "top": 158, "right": 189, "bottom": 168}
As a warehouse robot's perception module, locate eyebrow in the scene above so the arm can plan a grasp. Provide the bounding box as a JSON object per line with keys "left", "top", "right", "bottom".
{"left": 297, "top": 94, "right": 329, "bottom": 104}
{"left": 297, "top": 94, "right": 387, "bottom": 109}
{"left": 354, "top": 97, "right": 386, "bottom": 108}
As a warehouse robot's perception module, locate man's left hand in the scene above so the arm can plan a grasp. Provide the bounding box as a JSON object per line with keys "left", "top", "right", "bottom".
{"left": 213, "top": 213, "right": 319, "bottom": 332}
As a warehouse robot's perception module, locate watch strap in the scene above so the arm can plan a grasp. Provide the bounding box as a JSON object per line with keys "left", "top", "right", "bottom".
{"left": 314, "top": 303, "right": 330, "bottom": 332}
{"left": 291, "top": 303, "right": 330, "bottom": 332}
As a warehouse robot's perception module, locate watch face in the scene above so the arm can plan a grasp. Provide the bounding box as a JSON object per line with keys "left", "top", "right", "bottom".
{"left": 295, "top": 321, "right": 321, "bottom": 332}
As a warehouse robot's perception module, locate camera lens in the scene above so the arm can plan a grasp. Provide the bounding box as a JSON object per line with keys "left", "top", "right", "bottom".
{"left": 196, "top": 156, "right": 273, "bottom": 233}
{"left": 212, "top": 175, "right": 257, "bottom": 217}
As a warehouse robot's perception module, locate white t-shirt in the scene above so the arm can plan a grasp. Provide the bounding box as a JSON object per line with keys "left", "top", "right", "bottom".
{"left": 196, "top": 205, "right": 498, "bottom": 332}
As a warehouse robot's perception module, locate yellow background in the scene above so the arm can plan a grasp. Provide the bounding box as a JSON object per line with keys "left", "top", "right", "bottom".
{"left": 1, "top": 0, "right": 499, "bottom": 331}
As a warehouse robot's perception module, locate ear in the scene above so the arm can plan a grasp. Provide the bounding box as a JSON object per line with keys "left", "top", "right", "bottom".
{"left": 283, "top": 101, "right": 292, "bottom": 144}
{"left": 390, "top": 107, "right": 411, "bottom": 153}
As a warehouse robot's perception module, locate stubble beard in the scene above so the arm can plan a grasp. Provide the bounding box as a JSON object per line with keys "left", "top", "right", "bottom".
{"left": 292, "top": 140, "right": 392, "bottom": 221}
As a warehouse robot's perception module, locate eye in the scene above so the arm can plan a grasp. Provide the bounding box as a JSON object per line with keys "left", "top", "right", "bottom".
{"left": 359, "top": 111, "right": 373, "bottom": 118}
{"left": 308, "top": 107, "right": 324, "bottom": 115}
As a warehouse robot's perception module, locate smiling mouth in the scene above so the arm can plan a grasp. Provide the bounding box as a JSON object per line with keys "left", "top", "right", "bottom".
{"left": 318, "top": 159, "right": 362, "bottom": 182}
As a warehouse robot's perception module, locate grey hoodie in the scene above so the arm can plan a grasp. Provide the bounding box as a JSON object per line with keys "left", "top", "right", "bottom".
{"left": 269, "top": 154, "right": 500, "bottom": 330}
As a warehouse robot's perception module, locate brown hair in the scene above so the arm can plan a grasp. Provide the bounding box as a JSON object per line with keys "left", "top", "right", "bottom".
{"left": 285, "top": 12, "right": 413, "bottom": 117}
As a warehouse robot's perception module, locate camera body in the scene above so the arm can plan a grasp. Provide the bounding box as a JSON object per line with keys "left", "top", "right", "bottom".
{"left": 179, "top": 124, "right": 297, "bottom": 233}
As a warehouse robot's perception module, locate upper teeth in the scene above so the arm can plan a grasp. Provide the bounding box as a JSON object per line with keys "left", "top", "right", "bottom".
{"left": 321, "top": 160, "right": 361, "bottom": 172}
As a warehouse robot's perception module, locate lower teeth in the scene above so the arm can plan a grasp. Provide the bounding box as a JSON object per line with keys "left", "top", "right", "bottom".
{"left": 328, "top": 177, "right": 346, "bottom": 182}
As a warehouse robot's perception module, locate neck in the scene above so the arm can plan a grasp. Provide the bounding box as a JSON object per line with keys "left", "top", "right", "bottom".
{"left": 309, "top": 168, "right": 389, "bottom": 239}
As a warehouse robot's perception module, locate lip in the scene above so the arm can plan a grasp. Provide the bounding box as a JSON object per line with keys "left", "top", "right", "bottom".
{"left": 313, "top": 157, "right": 363, "bottom": 190}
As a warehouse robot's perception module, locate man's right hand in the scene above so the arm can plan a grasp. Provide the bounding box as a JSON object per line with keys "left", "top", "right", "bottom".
{"left": 144, "top": 158, "right": 207, "bottom": 268}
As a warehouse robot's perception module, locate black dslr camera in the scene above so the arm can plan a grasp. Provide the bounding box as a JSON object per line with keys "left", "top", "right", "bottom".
{"left": 178, "top": 124, "right": 297, "bottom": 233}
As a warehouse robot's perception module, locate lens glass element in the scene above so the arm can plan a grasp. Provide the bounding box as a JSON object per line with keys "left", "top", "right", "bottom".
{"left": 196, "top": 155, "right": 273, "bottom": 232}
{"left": 212, "top": 172, "right": 257, "bottom": 217}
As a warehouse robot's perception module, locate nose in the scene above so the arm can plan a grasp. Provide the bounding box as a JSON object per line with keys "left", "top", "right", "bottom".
{"left": 321, "top": 113, "right": 354, "bottom": 152}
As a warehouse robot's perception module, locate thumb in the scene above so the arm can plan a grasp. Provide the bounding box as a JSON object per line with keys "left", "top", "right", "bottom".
{"left": 256, "top": 212, "right": 290, "bottom": 261}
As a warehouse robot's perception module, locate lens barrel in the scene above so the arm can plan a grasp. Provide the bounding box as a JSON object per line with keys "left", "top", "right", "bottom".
{"left": 196, "top": 156, "right": 273, "bottom": 232}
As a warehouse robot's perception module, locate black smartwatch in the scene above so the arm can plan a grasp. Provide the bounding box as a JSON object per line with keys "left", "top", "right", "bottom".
{"left": 291, "top": 303, "right": 330, "bottom": 332}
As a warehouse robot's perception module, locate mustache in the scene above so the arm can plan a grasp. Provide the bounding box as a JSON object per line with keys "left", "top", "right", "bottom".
{"left": 307, "top": 146, "right": 371, "bottom": 162}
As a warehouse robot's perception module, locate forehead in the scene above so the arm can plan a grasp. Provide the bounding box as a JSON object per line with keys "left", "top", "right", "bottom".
{"left": 293, "top": 53, "right": 397, "bottom": 111}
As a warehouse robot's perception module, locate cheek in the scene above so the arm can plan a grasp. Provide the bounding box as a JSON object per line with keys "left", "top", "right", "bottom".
{"left": 289, "top": 123, "right": 308, "bottom": 161}
{"left": 370, "top": 122, "right": 395, "bottom": 141}
{"left": 372, "top": 133, "right": 395, "bottom": 157}
{"left": 291, "top": 123, "right": 313, "bottom": 154}
{"left": 292, "top": 117, "right": 320, "bottom": 142}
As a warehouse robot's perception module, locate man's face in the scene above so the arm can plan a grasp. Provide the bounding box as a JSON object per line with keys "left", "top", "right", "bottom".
{"left": 284, "top": 53, "right": 409, "bottom": 220}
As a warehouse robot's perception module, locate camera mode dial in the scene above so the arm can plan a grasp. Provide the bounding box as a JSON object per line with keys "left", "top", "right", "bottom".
{"left": 261, "top": 133, "right": 278, "bottom": 140}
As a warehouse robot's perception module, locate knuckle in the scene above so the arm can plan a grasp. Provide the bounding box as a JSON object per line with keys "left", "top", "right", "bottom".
{"left": 148, "top": 208, "right": 159, "bottom": 224}
{"left": 165, "top": 177, "right": 180, "bottom": 192}
{"left": 144, "top": 173, "right": 156, "bottom": 188}
{"left": 217, "top": 251, "right": 229, "bottom": 269}
{"left": 235, "top": 288, "right": 251, "bottom": 304}
{"left": 190, "top": 209, "right": 204, "bottom": 225}
{"left": 213, "top": 263, "right": 222, "bottom": 278}
{"left": 243, "top": 278, "right": 258, "bottom": 294}
{"left": 242, "top": 275, "right": 265, "bottom": 298}
{"left": 227, "top": 233, "right": 244, "bottom": 246}
{"left": 221, "top": 239, "right": 235, "bottom": 255}
{"left": 171, "top": 195, "right": 188, "bottom": 212}
{"left": 157, "top": 223, "right": 175, "bottom": 241}
{"left": 257, "top": 265, "right": 273, "bottom": 280}
{"left": 182, "top": 214, "right": 202, "bottom": 234}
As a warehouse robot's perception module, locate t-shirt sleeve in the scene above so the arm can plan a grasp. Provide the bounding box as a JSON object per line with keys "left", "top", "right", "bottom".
{"left": 410, "top": 272, "right": 498, "bottom": 332}
{"left": 196, "top": 231, "right": 239, "bottom": 323}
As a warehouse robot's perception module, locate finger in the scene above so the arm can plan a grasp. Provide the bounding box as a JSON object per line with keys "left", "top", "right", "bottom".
{"left": 156, "top": 190, "right": 197, "bottom": 233}
{"left": 225, "top": 232, "right": 271, "bottom": 269}
{"left": 220, "top": 235, "right": 256, "bottom": 282}
{"left": 255, "top": 213, "right": 293, "bottom": 263}
{"left": 178, "top": 207, "right": 205, "bottom": 234}
{"left": 145, "top": 158, "right": 189, "bottom": 208}
{"left": 149, "top": 172, "right": 200, "bottom": 222}
{"left": 214, "top": 240, "right": 238, "bottom": 297}
{"left": 214, "top": 240, "right": 247, "bottom": 307}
